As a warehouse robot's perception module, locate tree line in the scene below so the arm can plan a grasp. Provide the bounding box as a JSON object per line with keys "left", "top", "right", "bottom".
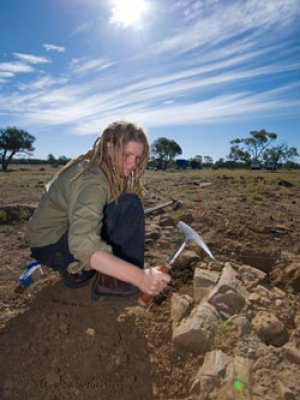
{"left": 0, "top": 126, "right": 299, "bottom": 172}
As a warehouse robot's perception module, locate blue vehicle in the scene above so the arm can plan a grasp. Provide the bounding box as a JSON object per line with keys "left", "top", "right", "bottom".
{"left": 176, "top": 159, "right": 189, "bottom": 169}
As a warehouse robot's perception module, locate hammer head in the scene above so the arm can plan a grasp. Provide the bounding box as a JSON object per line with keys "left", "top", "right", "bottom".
{"left": 177, "top": 221, "right": 216, "bottom": 261}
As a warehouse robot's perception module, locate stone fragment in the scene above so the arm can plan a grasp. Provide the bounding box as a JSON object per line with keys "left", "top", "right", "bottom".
{"left": 248, "top": 291, "right": 270, "bottom": 307}
{"left": 159, "top": 216, "right": 174, "bottom": 227}
{"left": 283, "top": 345, "right": 300, "bottom": 365}
{"left": 191, "top": 350, "right": 231, "bottom": 393}
{"left": 278, "top": 380, "right": 295, "bottom": 400}
{"left": 272, "top": 286, "right": 286, "bottom": 299}
{"left": 173, "top": 303, "right": 220, "bottom": 353}
{"left": 85, "top": 328, "right": 95, "bottom": 336}
{"left": 146, "top": 229, "right": 161, "bottom": 240}
{"left": 170, "top": 293, "right": 193, "bottom": 323}
{"left": 239, "top": 264, "right": 267, "bottom": 289}
{"left": 225, "top": 355, "right": 251, "bottom": 394}
{"left": 193, "top": 268, "right": 220, "bottom": 302}
{"left": 230, "top": 316, "right": 251, "bottom": 337}
{"left": 207, "top": 261, "right": 224, "bottom": 272}
{"left": 251, "top": 311, "right": 288, "bottom": 347}
{"left": 285, "top": 262, "right": 300, "bottom": 293}
{"left": 208, "top": 264, "right": 248, "bottom": 318}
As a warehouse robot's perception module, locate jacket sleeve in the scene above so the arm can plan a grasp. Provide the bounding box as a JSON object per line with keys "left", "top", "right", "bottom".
{"left": 67, "top": 179, "right": 112, "bottom": 264}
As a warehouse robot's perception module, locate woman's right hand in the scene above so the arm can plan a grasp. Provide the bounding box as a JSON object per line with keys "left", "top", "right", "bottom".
{"left": 137, "top": 266, "right": 171, "bottom": 295}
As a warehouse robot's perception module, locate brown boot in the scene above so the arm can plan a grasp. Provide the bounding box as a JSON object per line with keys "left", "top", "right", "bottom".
{"left": 91, "top": 272, "right": 140, "bottom": 301}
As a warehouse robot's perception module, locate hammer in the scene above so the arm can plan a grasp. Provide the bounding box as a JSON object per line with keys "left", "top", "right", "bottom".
{"left": 138, "top": 221, "right": 216, "bottom": 306}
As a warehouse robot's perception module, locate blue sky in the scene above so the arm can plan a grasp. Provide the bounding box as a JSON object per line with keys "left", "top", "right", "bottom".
{"left": 1, "top": 0, "right": 300, "bottom": 161}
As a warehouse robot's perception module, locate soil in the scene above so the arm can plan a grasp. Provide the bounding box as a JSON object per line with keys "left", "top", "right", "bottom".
{"left": 0, "top": 166, "right": 299, "bottom": 400}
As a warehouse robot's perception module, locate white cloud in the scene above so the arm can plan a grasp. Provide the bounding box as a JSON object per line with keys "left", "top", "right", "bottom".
{"left": 71, "top": 21, "right": 94, "bottom": 36}
{"left": 0, "top": 71, "right": 14, "bottom": 78}
{"left": 0, "top": 62, "right": 33, "bottom": 73}
{"left": 0, "top": 0, "right": 299, "bottom": 140}
{"left": 18, "top": 75, "right": 69, "bottom": 91}
{"left": 70, "top": 57, "right": 115, "bottom": 75}
{"left": 2, "top": 57, "right": 298, "bottom": 133}
{"left": 14, "top": 52, "right": 50, "bottom": 64}
{"left": 149, "top": 0, "right": 300, "bottom": 57}
{"left": 42, "top": 43, "right": 65, "bottom": 53}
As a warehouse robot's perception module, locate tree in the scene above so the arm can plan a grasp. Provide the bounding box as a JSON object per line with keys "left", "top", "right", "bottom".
{"left": 203, "top": 156, "right": 214, "bottom": 168}
{"left": 228, "top": 144, "right": 251, "bottom": 163}
{"left": 151, "top": 137, "right": 182, "bottom": 169}
{"left": 229, "top": 129, "right": 277, "bottom": 163}
{"left": 0, "top": 127, "right": 35, "bottom": 171}
{"left": 263, "top": 144, "right": 299, "bottom": 170}
{"left": 47, "top": 154, "right": 59, "bottom": 167}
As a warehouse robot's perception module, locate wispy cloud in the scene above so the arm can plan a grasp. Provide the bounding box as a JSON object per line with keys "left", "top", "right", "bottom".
{"left": 0, "top": 71, "right": 14, "bottom": 78}
{"left": 1, "top": 0, "right": 299, "bottom": 146}
{"left": 1, "top": 54, "right": 298, "bottom": 132}
{"left": 71, "top": 21, "right": 94, "bottom": 36}
{"left": 70, "top": 57, "right": 115, "bottom": 75}
{"left": 42, "top": 43, "right": 65, "bottom": 53}
{"left": 0, "top": 62, "right": 33, "bottom": 73}
{"left": 13, "top": 52, "right": 50, "bottom": 64}
{"left": 17, "top": 75, "right": 69, "bottom": 91}
{"left": 150, "top": 0, "right": 300, "bottom": 57}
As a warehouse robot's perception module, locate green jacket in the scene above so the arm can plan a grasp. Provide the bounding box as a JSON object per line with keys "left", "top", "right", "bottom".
{"left": 25, "top": 161, "right": 114, "bottom": 264}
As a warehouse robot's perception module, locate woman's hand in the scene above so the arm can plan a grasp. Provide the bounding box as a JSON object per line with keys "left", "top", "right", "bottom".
{"left": 137, "top": 266, "right": 171, "bottom": 295}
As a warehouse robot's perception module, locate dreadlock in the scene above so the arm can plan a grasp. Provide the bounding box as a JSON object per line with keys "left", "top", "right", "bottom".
{"left": 56, "top": 120, "right": 149, "bottom": 201}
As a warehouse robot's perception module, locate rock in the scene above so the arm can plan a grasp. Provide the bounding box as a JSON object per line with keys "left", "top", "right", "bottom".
{"left": 251, "top": 311, "right": 288, "bottom": 347}
{"left": 225, "top": 356, "right": 251, "bottom": 393}
{"left": 159, "top": 216, "right": 174, "bottom": 227}
{"left": 85, "top": 328, "right": 95, "bottom": 336}
{"left": 248, "top": 292, "right": 261, "bottom": 304}
{"left": 193, "top": 268, "right": 220, "bottom": 302}
{"left": 170, "top": 293, "right": 193, "bottom": 323}
{"left": 238, "top": 265, "right": 267, "bottom": 289}
{"left": 207, "top": 261, "right": 224, "bottom": 272}
{"left": 173, "top": 303, "right": 220, "bottom": 353}
{"left": 209, "top": 290, "right": 246, "bottom": 318}
{"left": 277, "top": 179, "right": 294, "bottom": 188}
{"left": 176, "top": 212, "right": 194, "bottom": 224}
{"left": 278, "top": 380, "right": 295, "bottom": 400}
{"left": 208, "top": 264, "right": 248, "bottom": 318}
{"left": 294, "top": 314, "right": 300, "bottom": 329}
{"left": 191, "top": 350, "right": 231, "bottom": 393}
{"left": 230, "top": 316, "right": 251, "bottom": 337}
{"left": 285, "top": 263, "right": 300, "bottom": 293}
{"left": 146, "top": 230, "right": 161, "bottom": 240}
{"left": 253, "top": 348, "right": 282, "bottom": 369}
{"left": 174, "top": 250, "right": 201, "bottom": 269}
{"left": 248, "top": 287, "right": 271, "bottom": 306}
{"left": 283, "top": 345, "right": 300, "bottom": 365}
{"left": 237, "top": 248, "right": 279, "bottom": 273}
{"left": 272, "top": 286, "right": 286, "bottom": 298}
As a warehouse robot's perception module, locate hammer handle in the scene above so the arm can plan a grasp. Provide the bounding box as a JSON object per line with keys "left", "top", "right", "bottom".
{"left": 138, "top": 264, "right": 170, "bottom": 307}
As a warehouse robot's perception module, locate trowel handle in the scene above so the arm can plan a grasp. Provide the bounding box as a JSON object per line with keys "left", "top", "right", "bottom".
{"left": 138, "top": 264, "right": 170, "bottom": 307}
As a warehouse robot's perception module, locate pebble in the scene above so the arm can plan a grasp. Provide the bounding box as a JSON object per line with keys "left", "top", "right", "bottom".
{"left": 85, "top": 327, "right": 95, "bottom": 336}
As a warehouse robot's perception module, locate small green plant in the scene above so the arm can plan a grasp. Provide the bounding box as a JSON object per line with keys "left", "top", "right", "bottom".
{"left": 211, "top": 319, "right": 234, "bottom": 336}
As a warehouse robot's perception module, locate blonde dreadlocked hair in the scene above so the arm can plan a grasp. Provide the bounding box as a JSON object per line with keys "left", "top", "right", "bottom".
{"left": 57, "top": 120, "right": 149, "bottom": 201}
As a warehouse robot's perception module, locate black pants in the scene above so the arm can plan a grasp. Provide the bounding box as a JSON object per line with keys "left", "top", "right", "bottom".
{"left": 30, "top": 193, "right": 145, "bottom": 272}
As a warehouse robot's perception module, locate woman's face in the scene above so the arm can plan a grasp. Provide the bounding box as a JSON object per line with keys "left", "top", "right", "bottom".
{"left": 122, "top": 141, "right": 145, "bottom": 177}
